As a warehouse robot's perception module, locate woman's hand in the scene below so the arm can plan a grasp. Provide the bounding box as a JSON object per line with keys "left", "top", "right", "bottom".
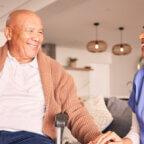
{"left": 95, "top": 131, "right": 123, "bottom": 144}
{"left": 88, "top": 131, "right": 123, "bottom": 144}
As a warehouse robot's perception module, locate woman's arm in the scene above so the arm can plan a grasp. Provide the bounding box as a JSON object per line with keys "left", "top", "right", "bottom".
{"left": 89, "top": 112, "right": 140, "bottom": 144}
{"left": 124, "top": 112, "right": 140, "bottom": 144}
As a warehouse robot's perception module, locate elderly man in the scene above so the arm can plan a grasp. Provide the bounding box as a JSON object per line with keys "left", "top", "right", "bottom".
{"left": 0, "top": 9, "right": 101, "bottom": 144}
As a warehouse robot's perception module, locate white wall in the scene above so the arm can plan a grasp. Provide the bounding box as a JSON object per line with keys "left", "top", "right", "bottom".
{"left": 56, "top": 46, "right": 111, "bottom": 98}
{"left": 67, "top": 70, "right": 91, "bottom": 98}
{"left": 89, "top": 63, "right": 110, "bottom": 98}
{"left": 56, "top": 45, "right": 139, "bottom": 99}
{"left": 110, "top": 47, "right": 140, "bottom": 98}
{"left": 56, "top": 46, "right": 112, "bottom": 66}
{"left": 0, "top": 32, "right": 6, "bottom": 47}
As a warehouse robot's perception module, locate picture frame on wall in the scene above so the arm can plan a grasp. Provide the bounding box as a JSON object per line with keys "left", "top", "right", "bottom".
{"left": 42, "top": 43, "right": 56, "bottom": 59}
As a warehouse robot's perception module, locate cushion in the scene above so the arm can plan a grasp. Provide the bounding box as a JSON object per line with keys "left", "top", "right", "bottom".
{"left": 103, "top": 97, "right": 132, "bottom": 137}
{"left": 84, "top": 96, "right": 113, "bottom": 131}
{"left": 62, "top": 96, "right": 113, "bottom": 144}
{"left": 63, "top": 128, "right": 81, "bottom": 144}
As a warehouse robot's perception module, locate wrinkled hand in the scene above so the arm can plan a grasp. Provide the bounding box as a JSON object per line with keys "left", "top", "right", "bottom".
{"left": 88, "top": 131, "right": 123, "bottom": 144}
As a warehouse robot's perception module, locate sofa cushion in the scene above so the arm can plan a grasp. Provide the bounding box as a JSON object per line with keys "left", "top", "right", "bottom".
{"left": 103, "top": 97, "right": 132, "bottom": 137}
{"left": 84, "top": 96, "right": 113, "bottom": 131}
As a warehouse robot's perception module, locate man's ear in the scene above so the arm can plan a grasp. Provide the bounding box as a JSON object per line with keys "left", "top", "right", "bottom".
{"left": 4, "top": 26, "right": 12, "bottom": 40}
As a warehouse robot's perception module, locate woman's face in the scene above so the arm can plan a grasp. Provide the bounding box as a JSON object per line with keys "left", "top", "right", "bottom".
{"left": 5, "top": 12, "right": 44, "bottom": 63}
{"left": 140, "top": 38, "right": 144, "bottom": 57}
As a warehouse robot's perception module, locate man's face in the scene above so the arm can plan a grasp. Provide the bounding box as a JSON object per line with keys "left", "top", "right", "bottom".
{"left": 6, "top": 13, "right": 44, "bottom": 62}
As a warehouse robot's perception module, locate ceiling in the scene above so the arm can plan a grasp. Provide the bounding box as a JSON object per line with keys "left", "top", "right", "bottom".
{"left": 0, "top": 0, "right": 144, "bottom": 52}
{"left": 0, "top": 0, "right": 58, "bottom": 30}
{"left": 37, "top": 0, "right": 144, "bottom": 51}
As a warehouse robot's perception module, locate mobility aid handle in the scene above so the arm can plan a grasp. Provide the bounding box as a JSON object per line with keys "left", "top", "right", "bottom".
{"left": 55, "top": 112, "right": 69, "bottom": 144}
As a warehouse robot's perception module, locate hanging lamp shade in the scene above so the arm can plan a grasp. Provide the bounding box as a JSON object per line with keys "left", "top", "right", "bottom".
{"left": 112, "top": 27, "right": 132, "bottom": 55}
{"left": 87, "top": 22, "right": 107, "bottom": 53}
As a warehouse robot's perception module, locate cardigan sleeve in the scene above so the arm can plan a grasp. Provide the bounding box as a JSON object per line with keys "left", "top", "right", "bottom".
{"left": 53, "top": 65, "right": 101, "bottom": 144}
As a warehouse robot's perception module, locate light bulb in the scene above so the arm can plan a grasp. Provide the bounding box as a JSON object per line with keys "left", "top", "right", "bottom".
{"left": 120, "top": 47, "right": 124, "bottom": 52}
{"left": 95, "top": 44, "right": 99, "bottom": 49}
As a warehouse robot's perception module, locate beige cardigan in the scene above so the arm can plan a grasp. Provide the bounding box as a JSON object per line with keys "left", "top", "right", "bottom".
{"left": 0, "top": 43, "right": 100, "bottom": 144}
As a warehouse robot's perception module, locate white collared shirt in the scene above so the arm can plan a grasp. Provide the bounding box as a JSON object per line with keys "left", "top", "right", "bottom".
{"left": 0, "top": 53, "right": 45, "bottom": 134}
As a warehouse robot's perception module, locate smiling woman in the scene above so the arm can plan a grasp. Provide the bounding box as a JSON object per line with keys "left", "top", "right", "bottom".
{"left": 137, "top": 56, "right": 144, "bottom": 70}
{"left": 137, "top": 31, "right": 144, "bottom": 69}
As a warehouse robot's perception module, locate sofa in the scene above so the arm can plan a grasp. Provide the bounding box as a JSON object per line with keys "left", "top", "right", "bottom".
{"left": 103, "top": 97, "right": 132, "bottom": 137}
{"left": 62, "top": 96, "right": 132, "bottom": 144}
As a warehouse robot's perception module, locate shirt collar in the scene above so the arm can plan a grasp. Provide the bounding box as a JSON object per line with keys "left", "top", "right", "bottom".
{"left": 29, "top": 57, "right": 38, "bottom": 69}
{"left": 7, "top": 51, "right": 38, "bottom": 69}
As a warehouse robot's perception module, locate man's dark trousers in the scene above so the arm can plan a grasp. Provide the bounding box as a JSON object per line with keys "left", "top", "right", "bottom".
{"left": 0, "top": 131, "right": 54, "bottom": 144}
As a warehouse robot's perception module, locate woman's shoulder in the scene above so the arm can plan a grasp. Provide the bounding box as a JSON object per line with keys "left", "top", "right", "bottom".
{"left": 134, "top": 68, "right": 144, "bottom": 81}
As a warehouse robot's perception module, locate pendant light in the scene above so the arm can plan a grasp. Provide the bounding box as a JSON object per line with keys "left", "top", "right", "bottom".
{"left": 87, "top": 22, "right": 107, "bottom": 53}
{"left": 112, "top": 27, "right": 132, "bottom": 55}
